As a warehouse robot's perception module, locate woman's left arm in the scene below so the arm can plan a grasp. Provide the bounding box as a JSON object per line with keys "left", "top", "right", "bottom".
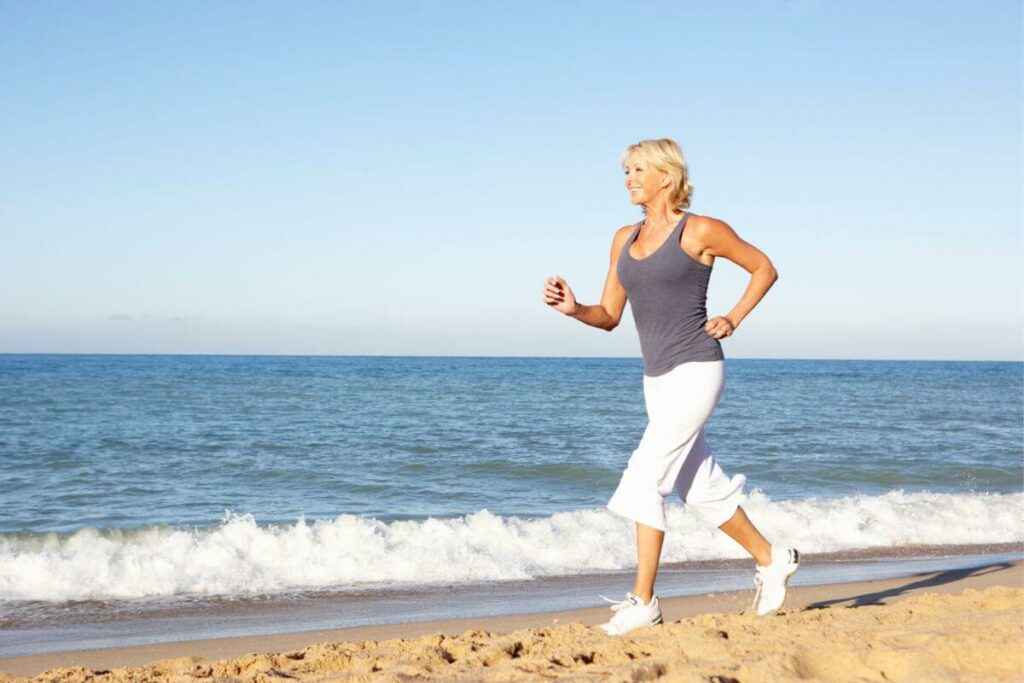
{"left": 696, "top": 216, "right": 778, "bottom": 339}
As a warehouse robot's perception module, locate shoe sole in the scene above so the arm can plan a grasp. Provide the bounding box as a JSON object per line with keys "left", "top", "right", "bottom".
{"left": 600, "top": 614, "right": 664, "bottom": 635}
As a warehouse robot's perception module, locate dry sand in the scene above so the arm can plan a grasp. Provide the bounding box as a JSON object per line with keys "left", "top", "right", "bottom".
{"left": 2, "top": 559, "right": 1022, "bottom": 682}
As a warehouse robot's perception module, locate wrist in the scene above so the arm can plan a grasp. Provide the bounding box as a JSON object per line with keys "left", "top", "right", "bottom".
{"left": 567, "top": 301, "right": 582, "bottom": 318}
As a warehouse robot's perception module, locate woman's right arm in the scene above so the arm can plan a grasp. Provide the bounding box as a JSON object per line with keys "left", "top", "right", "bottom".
{"left": 543, "top": 225, "right": 633, "bottom": 332}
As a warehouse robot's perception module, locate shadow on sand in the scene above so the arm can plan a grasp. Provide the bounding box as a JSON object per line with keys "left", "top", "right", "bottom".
{"left": 803, "top": 561, "right": 1017, "bottom": 610}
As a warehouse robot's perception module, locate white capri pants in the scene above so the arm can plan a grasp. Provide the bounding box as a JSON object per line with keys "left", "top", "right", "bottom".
{"left": 606, "top": 359, "right": 746, "bottom": 531}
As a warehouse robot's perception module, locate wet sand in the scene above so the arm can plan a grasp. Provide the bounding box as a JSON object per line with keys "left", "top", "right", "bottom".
{"left": 1, "top": 557, "right": 1020, "bottom": 682}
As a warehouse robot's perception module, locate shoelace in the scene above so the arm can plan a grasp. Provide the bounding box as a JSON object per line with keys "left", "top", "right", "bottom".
{"left": 750, "top": 572, "right": 765, "bottom": 612}
{"left": 598, "top": 593, "right": 637, "bottom": 612}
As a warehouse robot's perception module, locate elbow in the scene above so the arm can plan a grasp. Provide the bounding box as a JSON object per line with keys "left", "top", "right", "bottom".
{"left": 597, "top": 304, "right": 621, "bottom": 331}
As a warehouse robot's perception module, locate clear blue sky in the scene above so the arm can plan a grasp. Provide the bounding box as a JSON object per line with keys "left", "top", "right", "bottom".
{"left": 1, "top": 1, "right": 1020, "bottom": 360}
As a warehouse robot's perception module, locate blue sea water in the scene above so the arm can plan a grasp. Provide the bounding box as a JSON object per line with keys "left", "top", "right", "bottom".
{"left": 0, "top": 354, "right": 1021, "bottom": 609}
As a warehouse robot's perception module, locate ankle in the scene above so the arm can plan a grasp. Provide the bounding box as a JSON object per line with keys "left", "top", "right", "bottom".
{"left": 632, "top": 590, "right": 654, "bottom": 605}
{"left": 754, "top": 544, "right": 774, "bottom": 568}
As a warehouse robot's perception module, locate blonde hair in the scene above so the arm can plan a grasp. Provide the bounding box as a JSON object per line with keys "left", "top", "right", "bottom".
{"left": 621, "top": 137, "right": 693, "bottom": 210}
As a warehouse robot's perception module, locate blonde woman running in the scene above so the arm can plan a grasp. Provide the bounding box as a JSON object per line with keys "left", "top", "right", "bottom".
{"left": 542, "top": 137, "right": 800, "bottom": 636}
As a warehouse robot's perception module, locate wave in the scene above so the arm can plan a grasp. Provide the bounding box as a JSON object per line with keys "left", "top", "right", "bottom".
{"left": 0, "top": 489, "right": 1021, "bottom": 602}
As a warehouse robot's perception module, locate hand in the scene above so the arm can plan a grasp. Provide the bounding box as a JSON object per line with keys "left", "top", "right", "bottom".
{"left": 542, "top": 275, "right": 579, "bottom": 316}
{"left": 705, "top": 316, "right": 735, "bottom": 339}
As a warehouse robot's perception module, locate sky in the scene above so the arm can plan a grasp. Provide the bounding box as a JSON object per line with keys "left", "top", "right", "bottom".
{"left": 1, "top": 1, "right": 1021, "bottom": 360}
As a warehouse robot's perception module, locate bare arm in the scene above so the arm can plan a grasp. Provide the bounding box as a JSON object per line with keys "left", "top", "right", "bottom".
{"left": 695, "top": 216, "right": 778, "bottom": 332}
{"left": 542, "top": 225, "right": 634, "bottom": 331}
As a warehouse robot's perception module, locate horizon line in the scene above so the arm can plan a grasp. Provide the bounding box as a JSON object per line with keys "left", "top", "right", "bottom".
{"left": 0, "top": 352, "right": 1020, "bottom": 363}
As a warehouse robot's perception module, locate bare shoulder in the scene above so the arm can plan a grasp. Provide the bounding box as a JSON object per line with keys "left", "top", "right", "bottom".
{"left": 686, "top": 212, "right": 770, "bottom": 270}
{"left": 614, "top": 223, "right": 637, "bottom": 243}
{"left": 609, "top": 223, "right": 637, "bottom": 257}
{"left": 686, "top": 213, "right": 743, "bottom": 253}
{"left": 686, "top": 212, "right": 736, "bottom": 238}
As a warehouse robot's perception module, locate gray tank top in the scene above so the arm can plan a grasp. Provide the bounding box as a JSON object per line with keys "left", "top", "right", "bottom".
{"left": 616, "top": 211, "right": 724, "bottom": 376}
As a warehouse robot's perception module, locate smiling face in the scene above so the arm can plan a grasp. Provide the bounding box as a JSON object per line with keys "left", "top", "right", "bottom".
{"left": 623, "top": 152, "right": 670, "bottom": 206}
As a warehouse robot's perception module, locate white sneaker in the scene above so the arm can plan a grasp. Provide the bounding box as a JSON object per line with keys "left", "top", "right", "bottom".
{"left": 751, "top": 544, "right": 801, "bottom": 616}
{"left": 597, "top": 591, "right": 663, "bottom": 635}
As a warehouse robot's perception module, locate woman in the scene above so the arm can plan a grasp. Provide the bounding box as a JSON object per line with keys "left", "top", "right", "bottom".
{"left": 541, "top": 137, "right": 800, "bottom": 636}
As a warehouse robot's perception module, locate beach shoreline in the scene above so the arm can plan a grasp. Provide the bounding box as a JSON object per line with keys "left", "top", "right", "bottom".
{"left": 3, "top": 542, "right": 1020, "bottom": 661}
{"left": 2, "top": 554, "right": 1020, "bottom": 681}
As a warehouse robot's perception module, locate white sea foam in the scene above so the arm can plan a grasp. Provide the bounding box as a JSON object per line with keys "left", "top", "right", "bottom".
{"left": 0, "top": 489, "right": 1020, "bottom": 602}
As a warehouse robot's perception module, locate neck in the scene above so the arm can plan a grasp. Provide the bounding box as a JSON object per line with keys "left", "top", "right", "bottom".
{"left": 642, "top": 197, "right": 683, "bottom": 227}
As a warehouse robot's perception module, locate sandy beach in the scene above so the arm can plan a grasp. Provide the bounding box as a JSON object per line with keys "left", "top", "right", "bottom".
{"left": 1, "top": 557, "right": 1020, "bottom": 682}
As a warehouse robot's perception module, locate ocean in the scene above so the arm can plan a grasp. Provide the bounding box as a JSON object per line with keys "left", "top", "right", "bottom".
{"left": 0, "top": 354, "right": 1021, "bottom": 655}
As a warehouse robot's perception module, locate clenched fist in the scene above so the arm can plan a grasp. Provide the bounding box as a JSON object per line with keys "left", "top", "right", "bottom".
{"left": 542, "top": 275, "right": 579, "bottom": 316}
{"left": 705, "top": 315, "right": 736, "bottom": 339}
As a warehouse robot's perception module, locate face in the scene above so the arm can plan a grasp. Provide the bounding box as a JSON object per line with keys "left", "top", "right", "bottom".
{"left": 623, "top": 152, "right": 669, "bottom": 206}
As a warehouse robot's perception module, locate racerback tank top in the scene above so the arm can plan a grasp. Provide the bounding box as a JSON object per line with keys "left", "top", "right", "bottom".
{"left": 616, "top": 211, "right": 724, "bottom": 377}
